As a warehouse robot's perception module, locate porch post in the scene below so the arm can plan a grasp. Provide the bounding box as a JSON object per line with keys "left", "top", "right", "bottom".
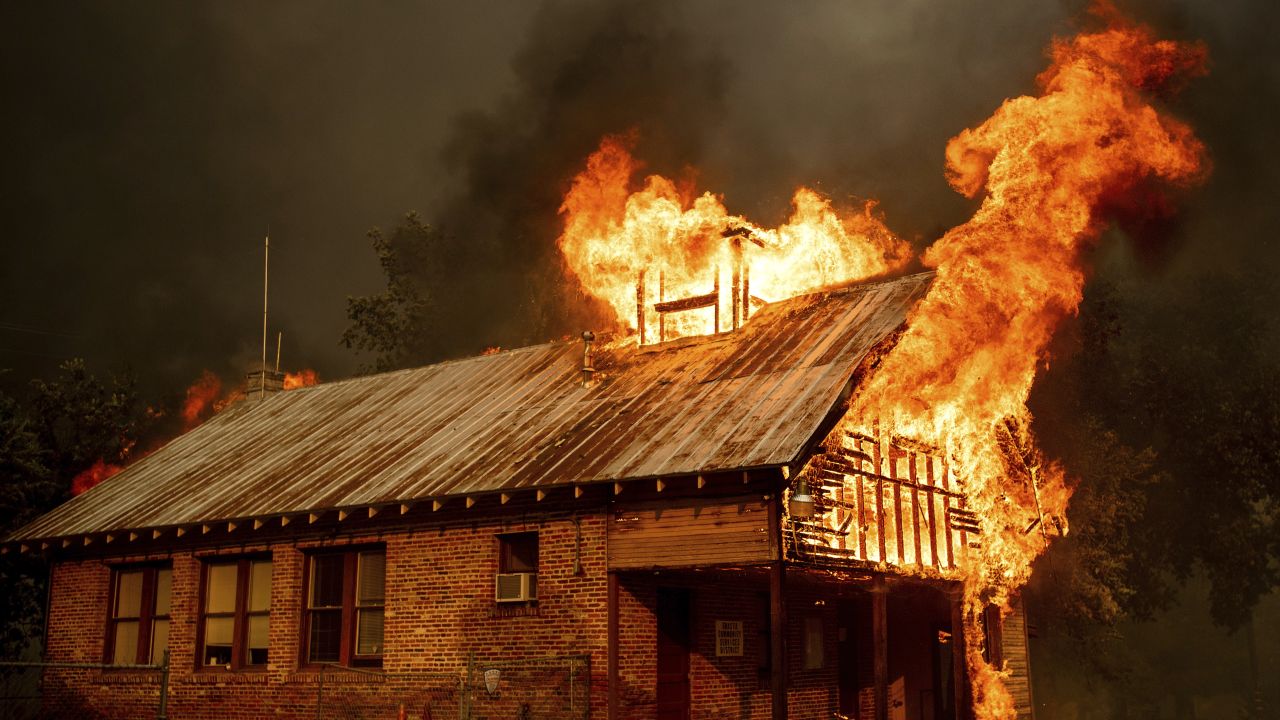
{"left": 948, "top": 585, "right": 970, "bottom": 720}
{"left": 770, "top": 559, "right": 787, "bottom": 720}
{"left": 608, "top": 570, "right": 620, "bottom": 720}
{"left": 871, "top": 576, "right": 888, "bottom": 720}
{"left": 768, "top": 492, "right": 788, "bottom": 720}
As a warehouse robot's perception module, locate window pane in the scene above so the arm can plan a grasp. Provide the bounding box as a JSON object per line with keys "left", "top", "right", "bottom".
{"left": 149, "top": 619, "right": 169, "bottom": 663}
{"left": 247, "top": 614, "right": 269, "bottom": 666}
{"left": 115, "top": 571, "right": 143, "bottom": 618}
{"left": 205, "top": 563, "right": 238, "bottom": 613}
{"left": 356, "top": 552, "right": 385, "bottom": 604}
{"left": 154, "top": 569, "right": 172, "bottom": 616}
{"left": 203, "top": 616, "right": 234, "bottom": 666}
{"left": 500, "top": 534, "right": 538, "bottom": 573}
{"left": 356, "top": 609, "right": 384, "bottom": 656}
{"left": 112, "top": 621, "right": 139, "bottom": 665}
{"left": 308, "top": 610, "right": 342, "bottom": 663}
{"left": 310, "top": 555, "right": 344, "bottom": 608}
{"left": 248, "top": 560, "right": 273, "bottom": 612}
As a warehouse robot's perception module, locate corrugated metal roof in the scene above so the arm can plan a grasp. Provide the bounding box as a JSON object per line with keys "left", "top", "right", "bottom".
{"left": 8, "top": 272, "right": 933, "bottom": 541}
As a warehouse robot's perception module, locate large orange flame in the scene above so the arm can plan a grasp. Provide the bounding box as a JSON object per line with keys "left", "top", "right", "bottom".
{"left": 558, "top": 135, "right": 911, "bottom": 340}
{"left": 70, "top": 458, "right": 123, "bottom": 496}
{"left": 844, "top": 10, "right": 1206, "bottom": 718}
{"left": 283, "top": 369, "right": 320, "bottom": 390}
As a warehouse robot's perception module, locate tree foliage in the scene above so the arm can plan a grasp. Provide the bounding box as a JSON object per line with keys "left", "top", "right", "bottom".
{"left": 0, "top": 360, "right": 147, "bottom": 658}
{"left": 341, "top": 213, "right": 444, "bottom": 373}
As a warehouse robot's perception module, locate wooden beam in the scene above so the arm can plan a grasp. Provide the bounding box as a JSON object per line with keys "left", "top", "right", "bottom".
{"left": 465, "top": 497, "right": 476, "bottom": 509}
{"left": 367, "top": 506, "right": 381, "bottom": 519}
{"left": 613, "top": 483, "right": 623, "bottom": 496}
{"left": 253, "top": 518, "right": 265, "bottom": 530}
{"left": 949, "top": 586, "right": 969, "bottom": 720}
{"left": 176, "top": 527, "right": 188, "bottom": 537}
{"left": 574, "top": 485, "right": 584, "bottom": 499}
{"left": 308, "top": 513, "right": 320, "bottom": 524}
{"left": 696, "top": 475, "right": 706, "bottom": 489}
{"left": 656, "top": 479, "right": 666, "bottom": 492}
{"left": 399, "top": 503, "right": 413, "bottom": 515}
{"left": 608, "top": 571, "right": 620, "bottom": 720}
{"left": 432, "top": 500, "right": 444, "bottom": 512}
{"left": 770, "top": 559, "right": 788, "bottom": 720}
{"left": 536, "top": 490, "right": 547, "bottom": 502}
{"left": 873, "top": 577, "right": 889, "bottom": 720}
{"left": 337, "top": 509, "right": 351, "bottom": 521}
{"left": 500, "top": 493, "right": 511, "bottom": 505}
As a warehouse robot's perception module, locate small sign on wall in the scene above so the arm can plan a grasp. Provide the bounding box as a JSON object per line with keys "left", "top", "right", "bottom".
{"left": 715, "top": 620, "right": 743, "bottom": 657}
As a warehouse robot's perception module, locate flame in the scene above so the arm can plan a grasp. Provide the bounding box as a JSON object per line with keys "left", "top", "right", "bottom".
{"left": 283, "top": 369, "right": 320, "bottom": 389}
{"left": 841, "top": 9, "right": 1205, "bottom": 718}
{"left": 70, "top": 458, "right": 123, "bottom": 496}
{"left": 558, "top": 135, "right": 910, "bottom": 340}
{"left": 181, "top": 370, "right": 224, "bottom": 431}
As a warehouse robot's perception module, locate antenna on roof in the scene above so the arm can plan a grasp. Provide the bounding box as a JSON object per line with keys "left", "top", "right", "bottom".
{"left": 260, "top": 233, "right": 269, "bottom": 400}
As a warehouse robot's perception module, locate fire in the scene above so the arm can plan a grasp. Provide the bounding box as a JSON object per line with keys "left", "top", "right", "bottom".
{"left": 70, "top": 458, "right": 123, "bottom": 496}
{"left": 842, "top": 8, "right": 1206, "bottom": 718}
{"left": 558, "top": 135, "right": 911, "bottom": 341}
{"left": 283, "top": 369, "right": 320, "bottom": 389}
{"left": 181, "top": 370, "right": 224, "bottom": 431}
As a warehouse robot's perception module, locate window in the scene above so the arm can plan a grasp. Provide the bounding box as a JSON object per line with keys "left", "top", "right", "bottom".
{"left": 199, "top": 557, "right": 272, "bottom": 669}
{"left": 495, "top": 533, "right": 538, "bottom": 604}
{"left": 304, "top": 549, "right": 385, "bottom": 667}
{"left": 106, "top": 565, "right": 171, "bottom": 665}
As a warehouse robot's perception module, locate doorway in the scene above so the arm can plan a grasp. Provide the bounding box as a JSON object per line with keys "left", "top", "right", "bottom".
{"left": 656, "top": 587, "right": 692, "bottom": 720}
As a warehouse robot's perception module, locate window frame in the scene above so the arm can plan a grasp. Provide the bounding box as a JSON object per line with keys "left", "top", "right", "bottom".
{"left": 103, "top": 563, "right": 171, "bottom": 666}
{"left": 195, "top": 555, "right": 272, "bottom": 671}
{"left": 300, "top": 547, "right": 385, "bottom": 669}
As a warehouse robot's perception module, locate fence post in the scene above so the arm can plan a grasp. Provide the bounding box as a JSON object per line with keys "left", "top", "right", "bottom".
{"left": 156, "top": 649, "right": 170, "bottom": 720}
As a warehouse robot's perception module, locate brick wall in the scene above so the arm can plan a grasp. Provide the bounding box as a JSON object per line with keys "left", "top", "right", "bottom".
{"left": 39, "top": 511, "right": 608, "bottom": 719}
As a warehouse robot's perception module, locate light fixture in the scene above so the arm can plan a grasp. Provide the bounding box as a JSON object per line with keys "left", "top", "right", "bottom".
{"left": 789, "top": 477, "right": 814, "bottom": 518}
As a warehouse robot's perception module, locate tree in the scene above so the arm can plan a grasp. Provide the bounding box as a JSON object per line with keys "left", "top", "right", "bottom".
{"left": 0, "top": 360, "right": 149, "bottom": 659}
{"left": 341, "top": 213, "right": 443, "bottom": 373}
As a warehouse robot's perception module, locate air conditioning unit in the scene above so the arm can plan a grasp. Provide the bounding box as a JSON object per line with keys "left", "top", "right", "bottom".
{"left": 495, "top": 572, "right": 537, "bottom": 602}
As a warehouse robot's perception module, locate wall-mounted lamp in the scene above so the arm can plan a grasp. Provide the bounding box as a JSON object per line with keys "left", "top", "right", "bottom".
{"left": 789, "top": 477, "right": 814, "bottom": 518}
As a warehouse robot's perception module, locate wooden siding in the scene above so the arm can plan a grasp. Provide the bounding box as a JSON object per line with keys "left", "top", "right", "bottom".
{"left": 607, "top": 497, "right": 773, "bottom": 569}
{"left": 1001, "top": 597, "right": 1035, "bottom": 720}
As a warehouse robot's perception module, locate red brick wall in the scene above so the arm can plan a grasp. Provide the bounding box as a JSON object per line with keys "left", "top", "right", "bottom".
{"left": 40, "top": 511, "right": 609, "bottom": 719}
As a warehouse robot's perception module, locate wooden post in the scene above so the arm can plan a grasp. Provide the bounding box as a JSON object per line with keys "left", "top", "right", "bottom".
{"left": 637, "top": 270, "right": 647, "bottom": 346}
{"left": 872, "top": 577, "right": 889, "bottom": 720}
{"left": 769, "top": 495, "right": 788, "bottom": 720}
{"left": 608, "top": 571, "right": 620, "bottom": 720}
{"left": 949, "top": 586, "right": 970, "bottom": 720}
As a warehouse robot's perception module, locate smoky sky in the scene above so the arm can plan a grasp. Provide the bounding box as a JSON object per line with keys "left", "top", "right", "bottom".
{"left": 2, "top": 0, "right": 1278, "bottom": 393}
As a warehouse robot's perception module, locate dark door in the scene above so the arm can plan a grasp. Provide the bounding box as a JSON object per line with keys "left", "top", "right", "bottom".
{"left": 656, "top": 587, "right": 692, "bottom": 720}
{"left": 837, "top": 599, "right": 864, "bottom": 717}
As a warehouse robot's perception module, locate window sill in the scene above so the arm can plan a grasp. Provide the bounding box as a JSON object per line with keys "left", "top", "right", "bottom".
{"left": 92, "top": 671, "right": 163, "bottom": 685}
{"left": 492, "top": 602, "right": 540, "bottom": 618}
{"left": 288, "top": 666, "right": 385, "bottom": 684}
{"left": 189, "top": 671, "right": 269, "bottom": 685}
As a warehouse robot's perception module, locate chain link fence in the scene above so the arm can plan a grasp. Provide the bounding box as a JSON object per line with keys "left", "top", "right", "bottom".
{"left": 1, "top": 652, "right": 588, "bottom": 720}
{"left": 0, "top": 652, "right": 170, "bottom": 720}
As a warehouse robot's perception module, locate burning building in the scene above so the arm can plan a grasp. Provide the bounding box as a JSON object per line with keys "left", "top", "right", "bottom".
{"left": 3, "top": 6, "right": 1209, "bottom": 720}
{"left": 5, "top": 271, "right": 1034, "bottom": 720}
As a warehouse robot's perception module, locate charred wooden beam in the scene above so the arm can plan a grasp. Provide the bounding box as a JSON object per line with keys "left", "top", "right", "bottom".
{"left": 653, "top": 291, "right": 718, "bottom": 314}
